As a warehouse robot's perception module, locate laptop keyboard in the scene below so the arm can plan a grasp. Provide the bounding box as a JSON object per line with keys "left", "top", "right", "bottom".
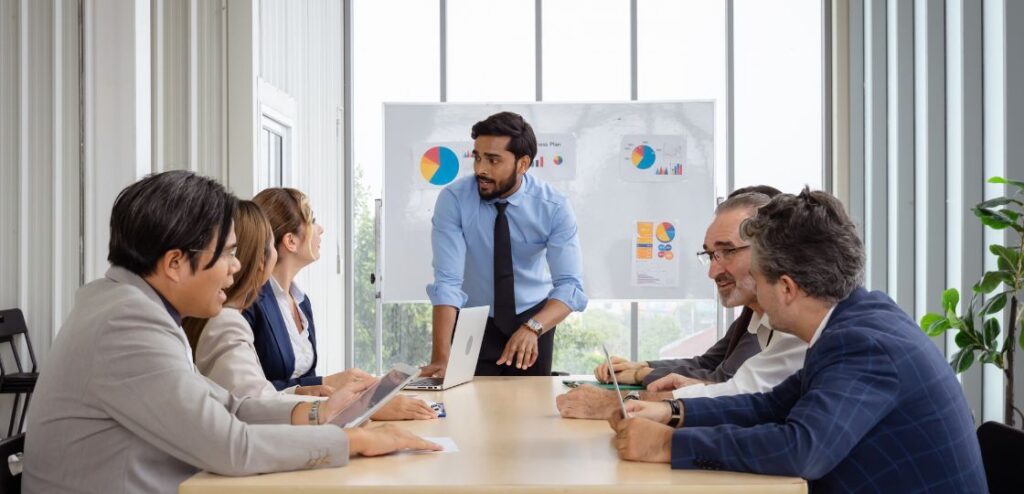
{"left": 408, "top": 377, "right": 444, "bottom": 387}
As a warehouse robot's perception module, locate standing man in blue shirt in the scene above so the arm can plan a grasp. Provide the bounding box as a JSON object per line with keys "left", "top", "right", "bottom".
{"left": 421, "top": 112, "right": 588, "bottom": 377}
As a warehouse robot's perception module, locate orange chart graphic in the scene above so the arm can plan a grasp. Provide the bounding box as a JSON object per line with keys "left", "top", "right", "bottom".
{"left": 420, "top": 146, "right": 460, "bottom": 186}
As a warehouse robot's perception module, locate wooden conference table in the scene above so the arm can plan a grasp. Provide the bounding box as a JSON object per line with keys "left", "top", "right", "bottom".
{"left": 180, "top": 377, "right": 807, "bottom": 494}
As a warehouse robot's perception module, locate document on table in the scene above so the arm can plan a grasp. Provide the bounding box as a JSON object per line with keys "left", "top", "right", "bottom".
{"left": 396, "top": 436, "right": 459, "bottom": 455}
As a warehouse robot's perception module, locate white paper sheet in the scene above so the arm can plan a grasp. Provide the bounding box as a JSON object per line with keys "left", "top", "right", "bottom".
{"left": 395, "top": 436, "right": 459, "bottom": 456}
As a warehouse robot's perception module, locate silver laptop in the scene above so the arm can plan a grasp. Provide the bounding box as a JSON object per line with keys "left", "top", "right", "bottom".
{"left": 405, "top": 305, "right": 489, "bottom": 391}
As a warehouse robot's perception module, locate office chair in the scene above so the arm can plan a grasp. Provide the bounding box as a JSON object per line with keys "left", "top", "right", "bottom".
{"left": 0, "top": 310, "right": 39, "bottom": 437}
{"left": 0, "top": 433, "right": 23, "bottom": 494}
{"left": 977, "top": 420, "right": 1024, "bottom": 493}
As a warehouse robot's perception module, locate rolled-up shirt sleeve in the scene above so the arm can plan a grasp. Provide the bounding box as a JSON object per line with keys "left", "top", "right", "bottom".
{"left": 545, "top": 200, "right": 588, "bottom": 312}
{"left": 426, "top": 188, "right": 470, "bottom": 307}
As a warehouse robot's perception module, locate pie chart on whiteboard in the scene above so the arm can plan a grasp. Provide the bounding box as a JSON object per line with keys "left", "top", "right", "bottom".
{"left": 420, "top": 146, "right": 460, "bottom": 186}
{"left": 631, "top": 144, "right": 656, "bottom": 170}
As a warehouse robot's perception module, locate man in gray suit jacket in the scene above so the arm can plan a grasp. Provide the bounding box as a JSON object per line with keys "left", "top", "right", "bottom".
{"left": 24, "top": 171, "right": 439, "bottom": 494}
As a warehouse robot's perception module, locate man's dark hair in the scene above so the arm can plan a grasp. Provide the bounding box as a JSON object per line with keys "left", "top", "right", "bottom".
{"left": 108, "top": 170, "right": 237, "bottom": 276}
{"left": 740, "top": 187, "right": 865, "bottom": 304}
{"left": 471, "top": 111, "right": 538, "bottom": 163}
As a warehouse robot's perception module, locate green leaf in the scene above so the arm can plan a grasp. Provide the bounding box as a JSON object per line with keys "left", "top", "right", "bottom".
{"left": 976, "top": 197, "right": 1024, "bottom": 209}
{"left": 926, "top": 317, "right": 952, "bottom": 337}
{"left": 980, "top": 351, "right": 998, "bottom": 364}
{"left": 998, "top": 254, "right": 1012, "bottom": 271}
{"left": 990, "top": 245, "right": 1021, "bottom": 269}
{"left": 994, "top": 353, "right": 1006, "bottom": 369}
{"left": 950, "top": 348, "right": 977, "bottom": 374}
{"left": 988, "top": 176, "right": 1024, "bottom": 190}
{"left": 947, "top": 309, "right": 965, "bottom": 330}
{"left": 942, "top": 289, "right": 960, "bottom": 313}
{"left": 984, "top": 317, "right": 1001, "bottom": 346}
{"left": 974, "top": 271, "right": 1010, "bottom": 294}
{"left": 955, "top": 330, "right": 974, "bottom": 348}
{"left": 985, "top": 292, "right": 1009, "bottom": 315}
{"left": 920, "top": 313, "right": 944, "bottom": 330}
{"left": 956, "top": 348, "right": 976, "bottom": 373}
{"left": 1002, "top": 209, "right": 1021, "bottom": 222}
{"left": 1019, "top": 325, "right": 1024, "bottom": 351}
{"left": 975, "top": 208, "right": 1014, "bottom": 230}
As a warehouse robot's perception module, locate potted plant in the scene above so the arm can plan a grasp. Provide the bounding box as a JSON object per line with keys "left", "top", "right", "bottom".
{"left": 919, "top": 177, "right": 1024, "bottom": 428}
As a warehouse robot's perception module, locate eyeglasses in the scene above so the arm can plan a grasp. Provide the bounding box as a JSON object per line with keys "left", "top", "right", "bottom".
{"left": 696, "top": 245, "right": 750, "bottom": 265}
{"left": 189, "top": 247, "right": 238, "bottom": 262}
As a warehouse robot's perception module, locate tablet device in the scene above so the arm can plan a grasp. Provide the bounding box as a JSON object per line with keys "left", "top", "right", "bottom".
{"left": 329, "top": 363, "right": 420, "bottom": 428}
{"left": 601, "top": 344, "right": 630, "bottom": 419}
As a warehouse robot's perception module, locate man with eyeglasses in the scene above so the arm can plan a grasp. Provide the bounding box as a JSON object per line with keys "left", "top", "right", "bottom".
{"left": 556, "top": 185, "right": 809, "bottom": 419}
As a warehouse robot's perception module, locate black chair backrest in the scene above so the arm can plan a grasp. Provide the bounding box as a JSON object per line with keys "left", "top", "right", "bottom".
{"left": 977, "top": 420, "right": 1024, "bottom": 494}
{"left": 0, "top": 310, "right": 27, "bottom": 340}
{"left": 0, "top": 310, "right": 38, "bottom": 376}
{"left": 0, "top": 433, "right": 23, "bottom": 494}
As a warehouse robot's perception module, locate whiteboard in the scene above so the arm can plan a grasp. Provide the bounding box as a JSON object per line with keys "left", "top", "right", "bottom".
{"left": 382, "top": 102, "right": 715, "bottom": 302}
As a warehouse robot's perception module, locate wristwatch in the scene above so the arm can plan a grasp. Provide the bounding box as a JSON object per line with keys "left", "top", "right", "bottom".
{"left": 623, "top": 391, "right": 641, "bottom": 401}
{"left": 664, "top": 399, "right": 682, "bottom": 428}
{"left": 524, "top": 318, "right": 544, "bottom": 336}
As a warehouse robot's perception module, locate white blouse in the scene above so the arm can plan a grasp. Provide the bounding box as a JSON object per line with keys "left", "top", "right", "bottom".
{"left": 269, "top": 278, "right": 316, "bottom": 379}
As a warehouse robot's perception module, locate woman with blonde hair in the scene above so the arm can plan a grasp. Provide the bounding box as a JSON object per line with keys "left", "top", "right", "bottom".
{"left": 184, "top": 201, "right": 333, "bottom": 397}
{"left": 247, "top": 188, "right": 433, "bottom": 418}
{"left": 187, "top": 200, "right": 434, "bottom": 420}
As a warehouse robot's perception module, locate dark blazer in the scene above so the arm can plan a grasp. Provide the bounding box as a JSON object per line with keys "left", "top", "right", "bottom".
{"left": 243, "top": 282, "right": 322, "bottom": 390}
{"left": 642, "top": 307, "right": 761, "bottom": 386}
{"left": 670, "top": 288, "right": 987, "bottom": 493}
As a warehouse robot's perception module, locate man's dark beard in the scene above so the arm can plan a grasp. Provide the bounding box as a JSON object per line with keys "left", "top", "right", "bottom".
{"left": 477, "top": 172, "right": 518, "bottom": 200}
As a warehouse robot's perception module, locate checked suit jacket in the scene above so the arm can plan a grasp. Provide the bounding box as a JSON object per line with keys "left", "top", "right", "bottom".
{"left": 670, "top": 288, "right": 987, "bottom": 493}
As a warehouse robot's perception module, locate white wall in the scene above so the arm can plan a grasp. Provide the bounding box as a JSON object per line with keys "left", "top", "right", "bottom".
{"left": 0, "top": 0, "right": 348, "bottom": 434}
{"left": 258, "top": 0, "right": 346, "bottom": 376}
{"left": 0, "top": 0, "right": 81, "bottom": 432}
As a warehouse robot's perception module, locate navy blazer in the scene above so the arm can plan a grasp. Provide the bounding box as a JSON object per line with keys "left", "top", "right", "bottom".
{"left": 243, "top": 282, "right": 322, "bottom": 390}
{"left": 671, "top": 288, "right": 987, "bottom": 493}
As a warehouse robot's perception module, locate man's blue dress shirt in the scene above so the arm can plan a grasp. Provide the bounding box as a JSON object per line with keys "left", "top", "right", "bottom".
{"left": 426, "top": 173, "right": 587, "bottom": 316}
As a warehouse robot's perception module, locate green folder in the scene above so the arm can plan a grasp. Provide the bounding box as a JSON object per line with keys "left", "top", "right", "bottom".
{"left": 562, "top": 379, "right": 645, "bottom": 391}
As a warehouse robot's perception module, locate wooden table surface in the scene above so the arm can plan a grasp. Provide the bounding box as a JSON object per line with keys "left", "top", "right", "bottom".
{"left": 180, "top": 377, "right": 807, "bottom": 493}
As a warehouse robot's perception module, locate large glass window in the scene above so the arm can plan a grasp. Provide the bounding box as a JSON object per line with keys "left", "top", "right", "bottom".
{"left": 541, "top": 0, "right": 631, "bottom": 101}
{"left": 349, "top": 0, "right": 824, "bottom": 375}
{"left": 447, "top": 0, "right": 536, "bottom": 102}
{"left": 734, "top": 0, "right": 823, "bottom": 193}
{"left": 352, "top": 0, "right": 440, "bottom": 372}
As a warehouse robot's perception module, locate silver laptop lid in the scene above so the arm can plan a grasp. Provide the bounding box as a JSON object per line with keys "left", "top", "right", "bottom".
{"left": 601, "top": 344, "right": 629, "bottom": 418}
{"left": 442, "top": 305, "right": 490, "bottom": 389}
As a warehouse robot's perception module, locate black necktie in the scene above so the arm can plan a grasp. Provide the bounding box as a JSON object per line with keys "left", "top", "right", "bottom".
{"left": 493, "top": 202, "right": 517, "bottom": 334}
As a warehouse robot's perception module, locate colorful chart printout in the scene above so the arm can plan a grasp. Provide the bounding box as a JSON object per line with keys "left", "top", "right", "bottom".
{"left": 620, "top": 135, "right": 688, "bottom": 182}
{"left": 528, "top": 133, "right": 577, "bottom": 181}
{"left": 412, "top": 141, "right": 473, "bottom": 189}
{"left": 632, "top": 219, "right": 681, "bottom": 287}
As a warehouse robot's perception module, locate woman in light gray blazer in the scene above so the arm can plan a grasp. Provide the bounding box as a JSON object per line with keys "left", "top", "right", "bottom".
{"left": 186, "top": 201, "right": 435, "bottom": 420}
{"left": 23, "top": 172, "right": 440, "bottom": 494}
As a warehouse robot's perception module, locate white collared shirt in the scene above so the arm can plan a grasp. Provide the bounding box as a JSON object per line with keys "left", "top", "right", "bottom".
{"left": 270, "top": 277, "right": 315, "bottom": 379}
{"left": 807, "top": 306, "right": 837, "bottom": 347}
{"left": 747, "top": 311, "right": 774, "bottom": 349}
{"left": 673, "top": 311, "right": 809, "bottom": 399}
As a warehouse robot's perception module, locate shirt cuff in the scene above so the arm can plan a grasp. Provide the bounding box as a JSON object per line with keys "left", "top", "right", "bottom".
{"left": 426, "top": 283, "right": 468, "bottom": 308}
{"left": 548, "top": 284, "right": 588, "bottom": 313}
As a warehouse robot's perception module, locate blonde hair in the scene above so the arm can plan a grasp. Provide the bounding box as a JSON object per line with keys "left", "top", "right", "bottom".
{"left": 252, "top": 187, "right": 316, "bottom": 258}
{"left": 183, "top": 201, "right": 275, "bottom": 353}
